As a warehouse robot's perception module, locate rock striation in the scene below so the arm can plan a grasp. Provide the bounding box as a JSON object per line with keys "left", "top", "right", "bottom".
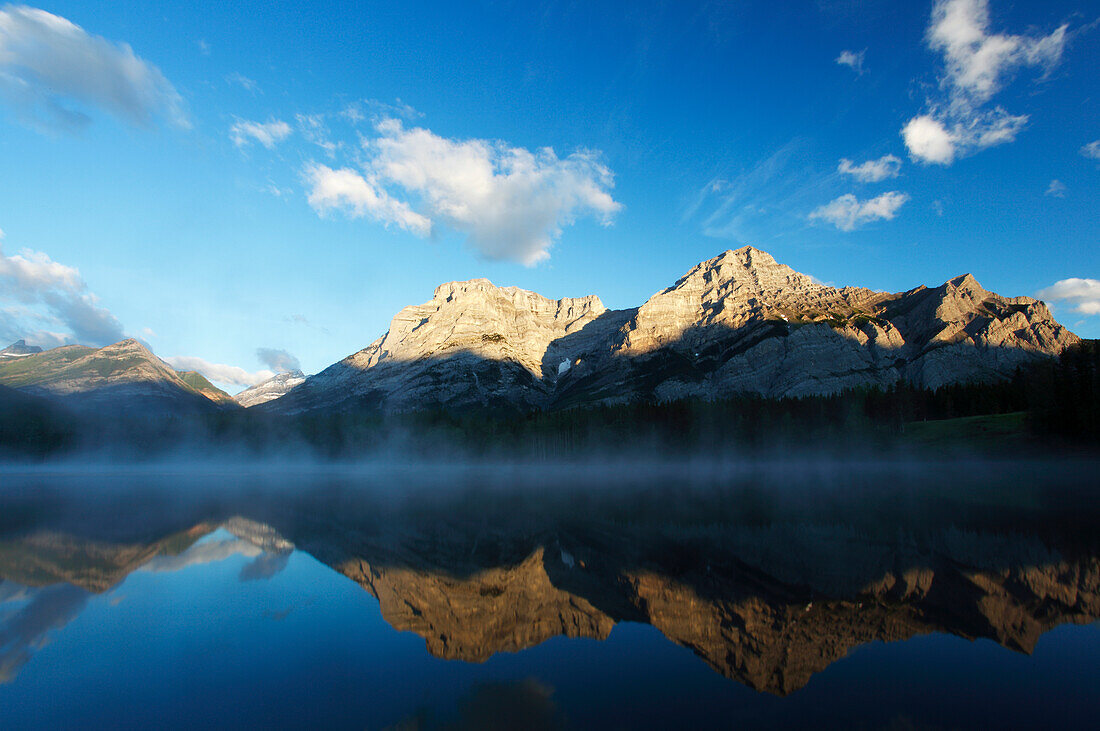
{"left": 270, "top": 247, "right": 1079, "bottom": 413}
{"left": 233, "top": 370, "right": 307, "bottom": 408}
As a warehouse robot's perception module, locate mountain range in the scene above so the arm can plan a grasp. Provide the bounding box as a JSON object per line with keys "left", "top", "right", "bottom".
{"left": 267, "top": 246, "right": 1079, "bottom": 414}
{"left": 0, "top": 247, "right": 1081, "bottom": 416}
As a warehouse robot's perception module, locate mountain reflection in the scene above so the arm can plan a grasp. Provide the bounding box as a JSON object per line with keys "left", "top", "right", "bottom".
{"left": 0, "top": 516, "right": 295, "bottom": 682}
{"left": 0, "top": 465, "right": 1097, "bottom": 694}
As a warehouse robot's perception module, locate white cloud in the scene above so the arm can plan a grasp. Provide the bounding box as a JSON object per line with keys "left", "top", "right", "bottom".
{"left": 164, "top": 355, "right": 274, "bottom": 388}
{"left": 837, "top": 154, "right": 901, "bottom": 182}
{"left": 1082, "top": 140, "right": 1100, "bottom": 160}
{"left": 0, "top": 232, "right": 125, "bottom": 347}
{"left": 902, "top": 0, "right": 1068, "bottom": 165}
{"left": 836, "top": 49, "right": 866, "bottom": 75}
{"left": 928, "top": 0, "right": 1065, "bottom": 107}
{"left": 809, "top": 191, "right": 910, "bottom": 231}
{"left": 1036, "top": 278, "right": 1100, "bottom": 316}
{"left": 303, "top": 162, "right": 432, "bottom": 236}
{"left": 0, "top": 5, "right": 188, "bottom": 131}
{"left": 1045, "top": 179, "right": 1066, "bottom": 198}
{"left": 230, "top": 118, "right": 291, "bottom": 149}
{"left": 302, "top": 119, "right": 621, "bottom": 265}
{"left": 902, "top": 114, "right": 958, "bottom": 165}
{"left": 369, "top": 119, "right": 622, "bottom": 265}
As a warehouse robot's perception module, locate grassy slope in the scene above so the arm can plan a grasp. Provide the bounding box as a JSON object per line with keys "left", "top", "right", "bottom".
{"left": 177, "top": 371, "right": 236, "bottom": 405}
{"left": 0, "top": 346, "right": 96, "bottom": 387}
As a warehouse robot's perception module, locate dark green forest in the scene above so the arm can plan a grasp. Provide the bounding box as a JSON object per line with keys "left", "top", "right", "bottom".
{"left": 2, "top": 341, "right": 1097, "bottom": 460}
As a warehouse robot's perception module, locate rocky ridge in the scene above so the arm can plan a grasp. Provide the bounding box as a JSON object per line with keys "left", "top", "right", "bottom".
{"left": 270, "top": 247, "right": 1079, "bottom": 413}
{"left": 233, "top": 370, "right": 307, "bottom": 408}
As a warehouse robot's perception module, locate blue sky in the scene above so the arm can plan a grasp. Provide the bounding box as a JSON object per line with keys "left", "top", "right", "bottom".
{"left": 0, "top": 0, "right": 1097, "bottom": 391}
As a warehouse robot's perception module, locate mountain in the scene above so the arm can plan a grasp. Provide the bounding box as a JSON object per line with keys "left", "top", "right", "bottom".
{"left": 270, "top": 279, "right": 623, "bottom": 413}
{"left": 176, "top": 370, "right": 237, "bottom": 407}
{"left": 0, "top": 340, "right": 43, "bottom": 359}
{"left": 269, "top": 247, "right": 1079, "bottom": 414}
{"left": 233, "top": 370, "right": 306, "bottom": 408}
{"left": 0, "top": 338, "right": 237, "bottom": 412}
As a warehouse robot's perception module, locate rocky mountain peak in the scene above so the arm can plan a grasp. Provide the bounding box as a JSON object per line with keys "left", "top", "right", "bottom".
{"left": 670, "top": 246, "right": 817, "bottom": 297}
{"left": 234, "top": 369, "right": 307, "bottom": 408}
{"left": 619, "top": 247, "right": 882, "bottom": 355}
{"left": 1, "top": 339, "right": 44, "bottom": 358}
{"left": 98, "top": 338, "right": 149, "bottom": 355}
{"left": 430, "top": 278, "right": 605, "bottom": 315}
{"left": 270, "top": 246, "right": 1080, "bottom": 414}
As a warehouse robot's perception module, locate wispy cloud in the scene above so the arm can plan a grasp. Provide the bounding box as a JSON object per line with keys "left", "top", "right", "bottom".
{"left": 285, "top": 313, "right": 329, "bottom": 335}
{"left": 836, "top": 49, "right": 866, "bottom": 75}
{"left": 225, "top": 72, "right": 259, "bottom": 93}
{"left": 1036, "top": 278, "right": 1100, "bottom": 315}
{"left": 256, "top": 347, "right": 299, "bottom": 373}
{"left": 163, "top": 355, "right": 274, "bottom": 387}
{"left": 295, "top": 113, "right": 339, "bottom": 157}
{"left": 303, "top": 119, "right": 622, "bottom": 265}
{"left": 1082, "top": 140, "right": 1100, "bottom": 160}
{"left": 1045, "top": 179, "right": 1066, "bottom": 198}
{"left": 0, "top": 5, "right": 188, "bottom": 131}
{"left": 341, "top": 98, "right": 420, "bottom": 124}
{"left": 230, "top": 118, "right": 291, "bottom": 149}
{"left": 685, "top": 139, "right": 844, "bottom": 243}
{"left": 809, "top": 191, "right": 909, "bottom": 231}
{"left": 0, "top": 231, "right": 125, "bottom": 347}
{"left": 837, "top": 155, "right": 902, "bottom": 182}
{"left": 902, "top": 0, "right": 1068, "bottom": 165}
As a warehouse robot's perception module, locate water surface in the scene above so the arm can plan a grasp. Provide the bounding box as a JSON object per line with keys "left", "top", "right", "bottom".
{"left": 1, "top": 461, "right": 1097, "bottom": 729}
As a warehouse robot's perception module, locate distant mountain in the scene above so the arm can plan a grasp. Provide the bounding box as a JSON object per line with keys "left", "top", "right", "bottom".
{"left": 233, "top": 370, "right": 306, "bottom": 408}
{"left": 269, "top": 247, "right": 1079, "bottom": 415}
{"left": 0, "top": 338, "right": 238, "bottom": 413}
{"left": 176, "top": 370, "right": 237, "bottom": 407}
{"left": 0, "top": 339, "right": 43, "bottom": 359}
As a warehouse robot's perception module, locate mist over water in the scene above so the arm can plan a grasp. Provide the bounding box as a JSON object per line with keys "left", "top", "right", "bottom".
{"left": 1, "top": 459, "right": 1097, "bottom": 728}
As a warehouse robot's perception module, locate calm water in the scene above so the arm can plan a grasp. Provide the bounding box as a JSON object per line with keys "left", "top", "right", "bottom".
{"left": 0, "top": 461, "right": 1097, "bottom": 729}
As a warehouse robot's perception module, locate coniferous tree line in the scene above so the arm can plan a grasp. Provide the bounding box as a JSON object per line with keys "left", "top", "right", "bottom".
{"left": 0, "top": 341, "right": 1096, "bottom": 460}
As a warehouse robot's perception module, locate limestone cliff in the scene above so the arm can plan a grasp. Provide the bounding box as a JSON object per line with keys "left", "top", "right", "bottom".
{"left": 270, "top": 247, "right": 1079, "bottom": 412}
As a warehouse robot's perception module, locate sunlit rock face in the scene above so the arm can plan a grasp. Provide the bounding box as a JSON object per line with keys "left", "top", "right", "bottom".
{"left": 268, "top": 247, "right": 1079, "bottom": 413}
{"left": 272, "top": 279, "right": 622, "bottom": 413}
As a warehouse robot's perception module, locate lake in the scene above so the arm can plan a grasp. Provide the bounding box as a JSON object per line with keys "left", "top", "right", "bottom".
{"left": 1, "top": 460, "right": 1097, "bottom": 729}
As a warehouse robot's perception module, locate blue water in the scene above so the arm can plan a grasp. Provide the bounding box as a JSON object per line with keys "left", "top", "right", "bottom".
{"left": 2, "top": 528, "right": 1097, "bottom": 729}
{"left": 1, "top": 465, "right": 1099, "bottom": 730}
